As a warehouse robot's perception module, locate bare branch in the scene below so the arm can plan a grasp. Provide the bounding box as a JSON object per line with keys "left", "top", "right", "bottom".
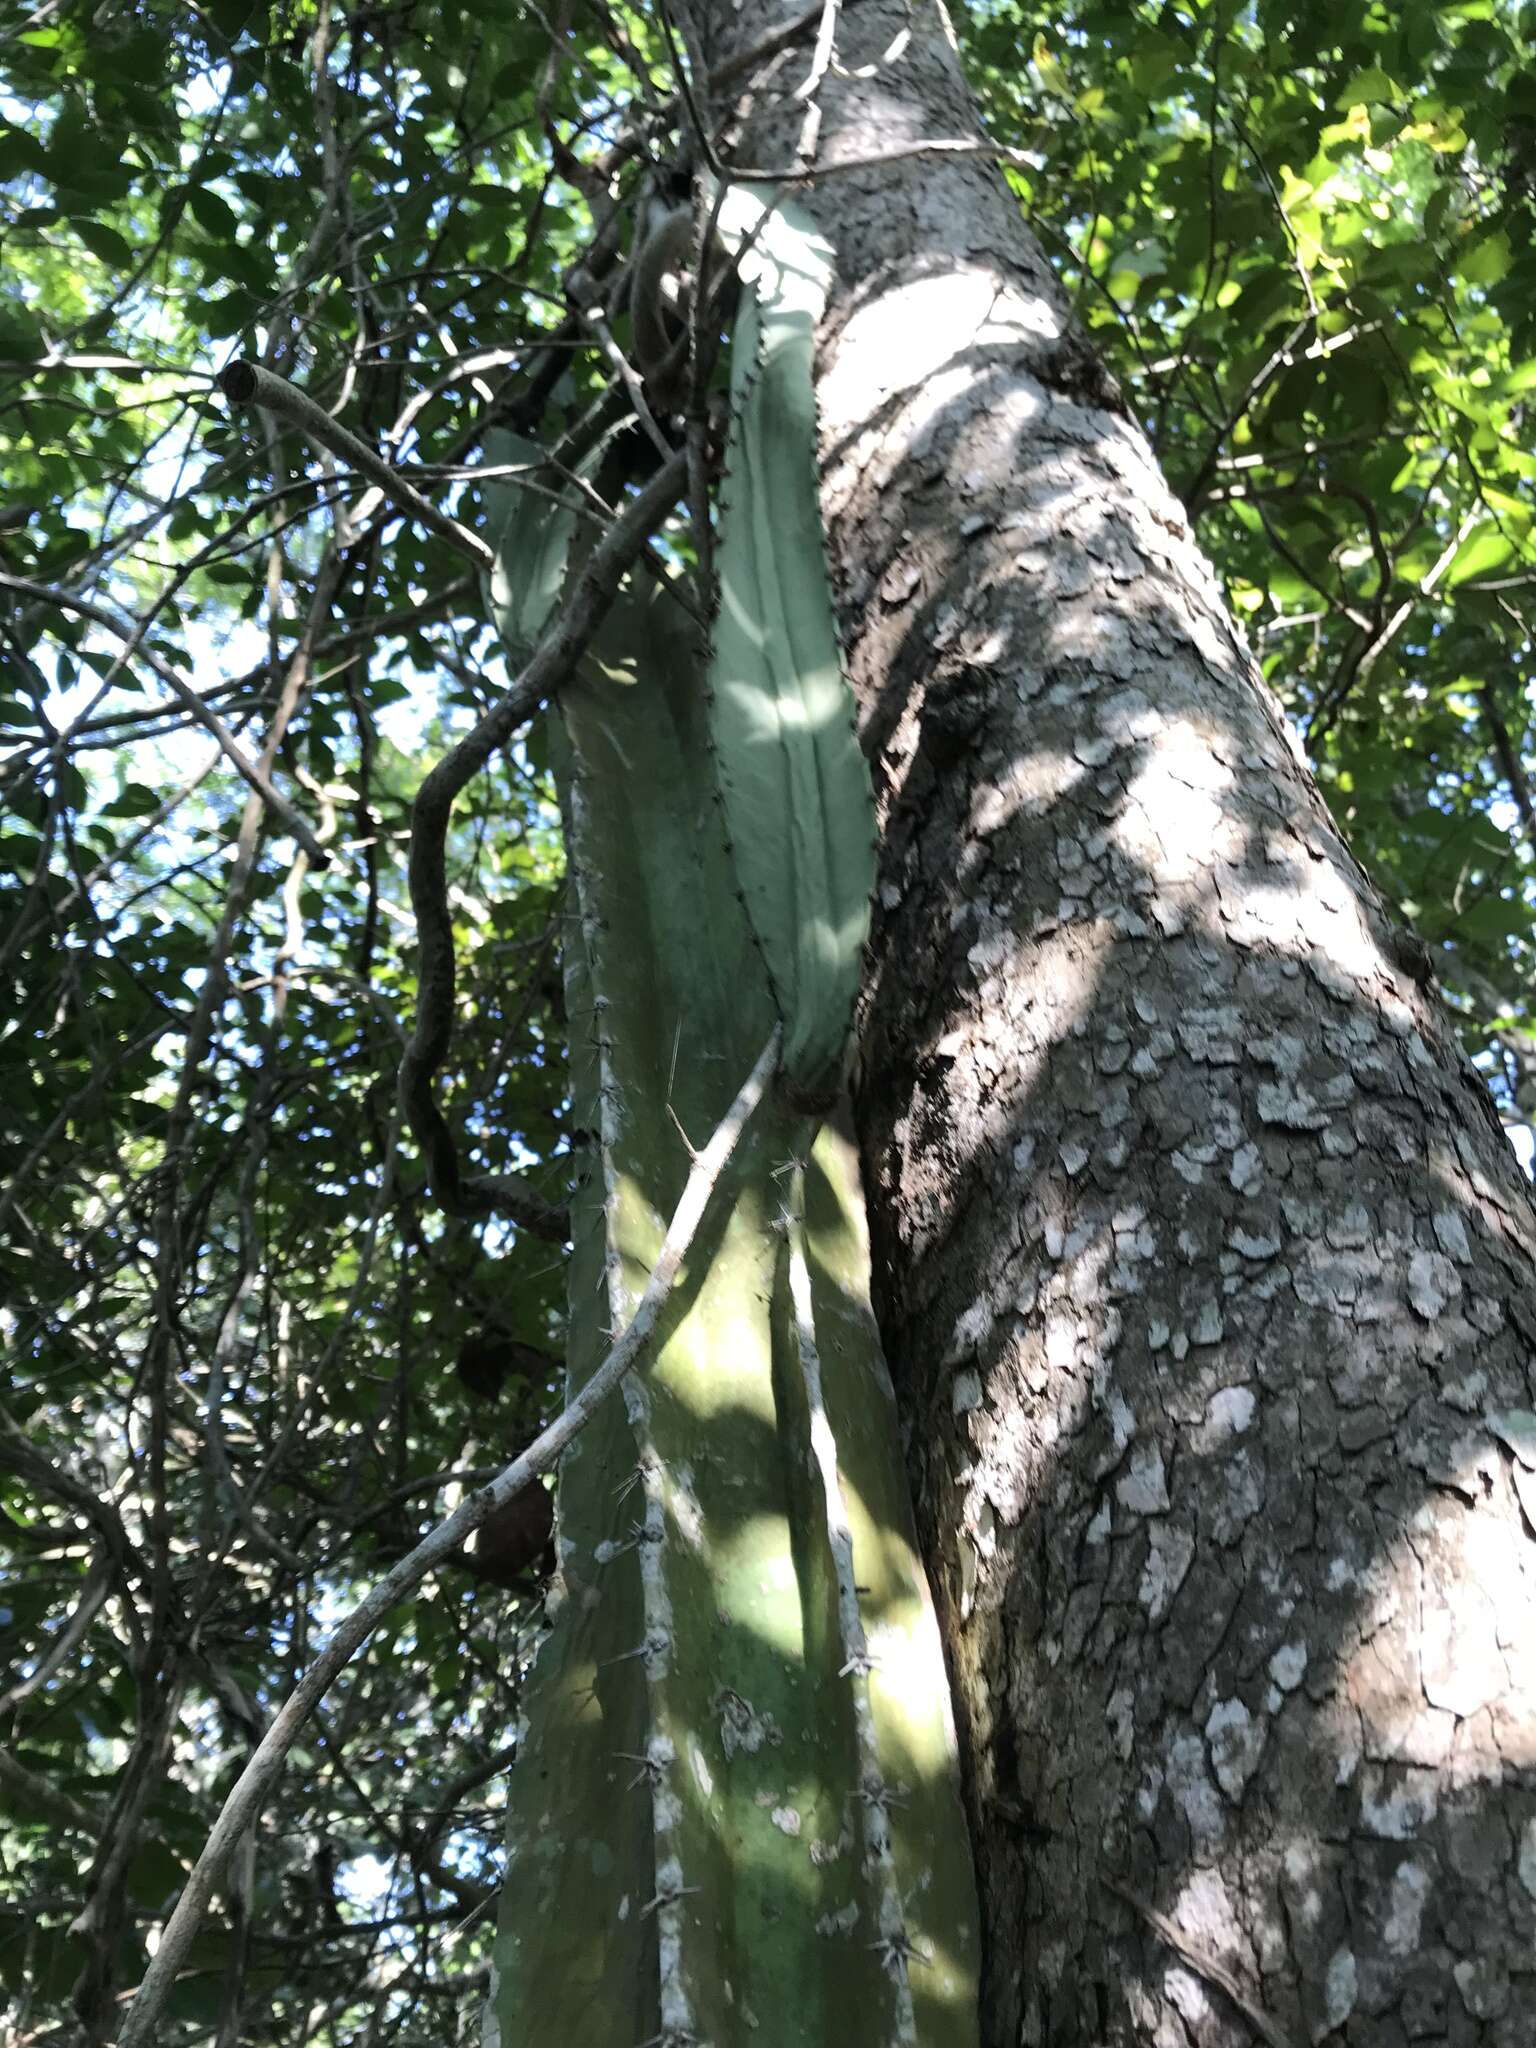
{"left": 0, "top": 1556, "right": 110, "bottom": 1715}
{"left": 1102, "top": 1874, "right": 1298, "bottom": 2048}
{"left": 0, "top": 1748, "right": 103, "bottom": 1835}
{"left": 0, "top": 1416, "right": 154, "bottom": 1603}
{"left": 723, "top": 133, "right": 1049, "bottom": 185}
{"left": 1481, "top": 678, "right": 1536, "bottom": 846}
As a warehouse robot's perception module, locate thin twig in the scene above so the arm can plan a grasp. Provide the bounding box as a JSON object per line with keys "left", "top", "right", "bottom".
{"left": 655, "top": 0, "right": 721, "bottom": 176}
{"left": 791, "top": 0, "right": 840, "bottom": 166}
{"left": 113, "top": 1025, "right": 781, "bottom": 2048}
{"left": 705, "top": 1, "right": 825, "bottom": 92}
{"left": 724, "top": 133, "right": 1046, "bottom": 185}
{"left": 0, "top": 1416, "right": 155, "bottom": 1606}
{"left": 0, "top": 1557, "right": 109, "bottom": 1715}
{"left": 1101, "top": 1874, "right": 1298, "bottom": 2048}
{"left": 1181, "top": 321, "right": 1310, "bottom": 515}
{"left": 1479, "top": 677, "right": 1536, "bottom": 847}
{"left": 574, "top": 300, "right": 676, "bottom": 459}
{"left": 0, "top": 1748, "right": 103, "bottom": 1834}
{"left": 1309, "top": 507, "right": 1477, "bottom": 747}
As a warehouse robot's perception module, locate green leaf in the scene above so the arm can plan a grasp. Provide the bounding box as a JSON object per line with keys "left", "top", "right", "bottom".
{"left": 188, "top": 185, "right": 240, "bottom": 237}
{"left": 1444, "top": 526, "right": 1517, "bottom": 584}
{"left": 0, "top": 122, "right": 49, "bottom": 175}
{"left": 103, "top": 784, "right": 167, "bottom": 819}
{"left": 0, "top": 306, "right": 45, "bottom": 361}
{"left": 202, "top": 291, "right": 253, "bottom": 338}
{"left": 73, "top": 218, "right": 134, "bottom": 266}
{"left": 1336, "top": 65, "right": 1399, "bottom": 108}
{"left": 1461, "top": 227, "right": 1513, "bottom": 286}
{"left": 1129, "top": 36, "right": 1180, "bottom": 94}
{"left": 207, "top": 0, "right": 258, "bottom": 38}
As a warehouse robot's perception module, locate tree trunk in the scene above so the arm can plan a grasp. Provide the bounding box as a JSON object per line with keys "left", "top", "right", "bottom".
{"left": 694, "top": 5, "right": 1536, "bottom": 2042}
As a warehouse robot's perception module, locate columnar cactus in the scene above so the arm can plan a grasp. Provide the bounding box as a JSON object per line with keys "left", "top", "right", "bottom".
{"left": 482, "top": 193, "right": 980, "bottom": 2048}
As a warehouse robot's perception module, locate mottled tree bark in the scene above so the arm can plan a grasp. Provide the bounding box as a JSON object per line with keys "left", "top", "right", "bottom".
{"left": 692, "top": 4, "right": 1536, "bottom": 2042}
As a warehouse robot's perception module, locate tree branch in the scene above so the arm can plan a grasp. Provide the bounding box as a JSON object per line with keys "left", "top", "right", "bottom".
{"left": 217, "top": 360, "right": 494, "bottom": 571}
{"left": 1102, "top": 1874, "right": 1297, "bottom": 2048}
{"left": 0, "top": 1748, "right": 104, "bottom": 1834}
{"left": 0, "top": 572, "right": 329, "bottom": 865}
{"left": 1479, "top": 678, "right": 1536, "bottom": 848}
{"left": 0, "top": 1417, "right": 154, "bottom": 1610}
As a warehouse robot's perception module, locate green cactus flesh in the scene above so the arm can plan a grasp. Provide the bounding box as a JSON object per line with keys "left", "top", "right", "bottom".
{"left": 706, "top": 187, "right": 876, "bottom": 1107}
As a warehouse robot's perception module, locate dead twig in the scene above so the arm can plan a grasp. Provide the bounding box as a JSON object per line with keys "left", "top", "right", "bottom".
{"left": 217, "top": 359, "right": 493, "bottom": 571}
{"left": 1101, "top": 1873, "right": 1298, "bottom": 2048}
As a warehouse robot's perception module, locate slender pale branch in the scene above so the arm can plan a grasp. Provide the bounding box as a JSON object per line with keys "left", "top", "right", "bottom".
{"left": 0, "top": 1557, "right": 109, "bottom": 1715}
{"left": 217, "top": 360, "right": 495, "bottom": 571}
{"left": 575, "top": 300, "right": 677, "bottom": 460}
{"left": 113, "top": 1025, "right": 781, "bottom": 2048}
{"left": 724, "top": 133, "right": 1043, "bottom": 184}
{"left": 1101, "top": 1875, "right": 1297, "bottom": 2048}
